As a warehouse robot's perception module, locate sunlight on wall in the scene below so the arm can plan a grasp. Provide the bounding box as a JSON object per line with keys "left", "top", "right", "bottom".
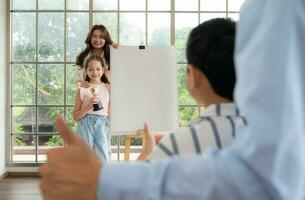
{"left": 0, "top": 0, "right": 7, "bottom": 177}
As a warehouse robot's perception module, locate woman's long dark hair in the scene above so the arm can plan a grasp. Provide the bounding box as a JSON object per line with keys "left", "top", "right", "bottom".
{"left": 84, "top": 55, "right": 109, "bottom": 84}
{"left": 76, "top": 25, "right": 113, "bottom": 69}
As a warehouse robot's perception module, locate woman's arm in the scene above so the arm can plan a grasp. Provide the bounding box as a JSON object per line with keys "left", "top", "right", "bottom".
{"left": 75, "top": 66, "right": 90, "bottom": 88}
{"left": 73, "top": 89, "right": 93, "bottom": 121}
{"left": 107, "top": 84, "right": 111, "bottom": 115}
{"left": 104, "top": 69, "right": 111, "bottom": 83}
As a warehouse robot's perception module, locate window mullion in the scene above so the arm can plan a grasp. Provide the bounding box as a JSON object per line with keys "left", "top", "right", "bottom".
{"left": 34, "top": 0, "right": 39, "bottom": 163}
{"left": 89, "top": 0, "right": 93, "bottom": 28}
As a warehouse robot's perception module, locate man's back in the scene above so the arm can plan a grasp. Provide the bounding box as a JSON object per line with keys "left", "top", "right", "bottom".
{"left": 100, "top": 0, "right": 305, "bottom": 199}
{"left": 148, "top": 103, "right": 246, "bottom": 160}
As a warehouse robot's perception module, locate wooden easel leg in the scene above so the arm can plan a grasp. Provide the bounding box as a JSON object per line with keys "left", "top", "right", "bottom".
{"left": 124, "top": 135, "right": 131, "bottom": 161}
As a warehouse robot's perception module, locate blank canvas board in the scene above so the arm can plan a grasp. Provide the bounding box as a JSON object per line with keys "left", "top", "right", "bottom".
{"left": 110, "top": 46, "right": 178, "bottom": 135}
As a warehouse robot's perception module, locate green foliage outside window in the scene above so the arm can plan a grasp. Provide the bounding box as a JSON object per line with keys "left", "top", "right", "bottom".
{"left": 44, "top": 135, "right": 64, "bottom": 146}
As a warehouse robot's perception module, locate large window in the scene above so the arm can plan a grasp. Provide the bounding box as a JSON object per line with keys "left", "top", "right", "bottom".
{"left": 9, "top": 0, "right": 245, "bottom": 164}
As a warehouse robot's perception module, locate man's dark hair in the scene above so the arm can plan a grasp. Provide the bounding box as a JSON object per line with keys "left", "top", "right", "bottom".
{"left": 186, "top": 18, "right": 236, "bottom": 101}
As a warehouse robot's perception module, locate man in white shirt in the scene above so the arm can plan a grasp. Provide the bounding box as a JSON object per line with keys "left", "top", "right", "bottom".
{"left": 138, "top": 18, "right": 246, "bottom": 161}
{"left": 39, "top": 0, "right": 305, "bottom": 199}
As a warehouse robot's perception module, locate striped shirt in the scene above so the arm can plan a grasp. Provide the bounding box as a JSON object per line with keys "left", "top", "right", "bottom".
{"left": 147, "top": 103, "right": 246, "bottom": 161}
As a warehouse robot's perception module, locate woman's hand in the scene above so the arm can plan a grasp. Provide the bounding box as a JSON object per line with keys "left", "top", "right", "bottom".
{"left": 111, "top": 43, "right": 119, "bottom": 49}
{"left": 79, "top": 81, "right": 90, "bottom": 88}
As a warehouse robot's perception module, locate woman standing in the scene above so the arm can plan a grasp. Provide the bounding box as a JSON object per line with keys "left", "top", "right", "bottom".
{"left": 75, "top": 24, "right": 117, "bottom": 87}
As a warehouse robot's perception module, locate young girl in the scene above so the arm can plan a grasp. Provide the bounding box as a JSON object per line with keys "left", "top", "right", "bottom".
{"left": 73, "top": 55, "right": 110, "bottom": 162}
{"left": 75, "top": 24, "right": 117, "bottom": 87}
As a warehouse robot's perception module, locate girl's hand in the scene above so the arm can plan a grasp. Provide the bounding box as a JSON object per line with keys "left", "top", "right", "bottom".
{"left": 80, "top": 81, "right": 90, "bottom": 88}
{"left": 82, "top": 99, "right": 93, "bottom": 113}
{"left": 92, "top": 94, "right": 101, "bottom": 103}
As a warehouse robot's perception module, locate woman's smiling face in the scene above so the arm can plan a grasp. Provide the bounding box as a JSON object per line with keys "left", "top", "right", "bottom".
{"left": 91, "top": 29, "right": 106, "bottom": 49}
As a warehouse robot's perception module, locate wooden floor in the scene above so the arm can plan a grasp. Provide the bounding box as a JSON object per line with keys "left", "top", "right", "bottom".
{"left": 0, "top": 177, "right": 42, "bottom": 200}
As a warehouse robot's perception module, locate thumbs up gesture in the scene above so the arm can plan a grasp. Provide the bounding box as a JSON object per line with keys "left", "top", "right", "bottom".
{"left": 39, "top": 116, "right": 103, "bottom": 200}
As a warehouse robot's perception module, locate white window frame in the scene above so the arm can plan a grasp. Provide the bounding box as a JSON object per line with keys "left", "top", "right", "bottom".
{"left": 7, "top": 0, "right": 241, "bottom": 167}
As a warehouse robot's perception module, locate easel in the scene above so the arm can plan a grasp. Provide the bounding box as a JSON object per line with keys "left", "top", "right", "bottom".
{"left": 124, "top": 133, "right": 146, "bottom": 161}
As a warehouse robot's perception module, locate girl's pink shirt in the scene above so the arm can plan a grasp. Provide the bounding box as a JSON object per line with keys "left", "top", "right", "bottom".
{"left": 79, "top": 83, "right": 109, "bottom": 116}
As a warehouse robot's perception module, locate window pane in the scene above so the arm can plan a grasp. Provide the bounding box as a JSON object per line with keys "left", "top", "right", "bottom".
{"left": 12, "top": 64, "right": 36, "bottom": 105}
{"left": 175, "top": 0, "right": 197, "bottom": 11}
{"left": 38, "top": 107, "right": 64, "bottom": 133}
{"left": 38, "top": 135, "right": 64, "bottom": 162}
{"left": 94, "top": 0, "right": 117, "bottom": 10}
{"left": 179, "top": 106, "right": 199, "bottom": 127}
{"left": 38, "top": 13, "right": 64, "bottom": 62}
{"left": 120, "top": 13, "right": 145, "bottom": 45}
{"left": 12, "top": 107, "right": 36, "bottom": 134}
{"left": 12, "top": 0, "right": 36, "bottom": 10}
{"left": 12, "top": 13, "right": 36, "bottom": 62}
{"left": 148, "top": 0, "right": 170, "bottom": 11}
{"left": 148, "top": 13, "right": 170, "bottom": 45}
{"left": 228, "top": 0, "right": 245, "bottom": 11}
{"left": 177, "top": 64, "right": 196, "bottom": 105}
{"left": 39, "top": 0, "right": 64, "bottom": 10}
{"left": 10, "top": 0, "right": 244, "bottom": 164}
{"left": 200, "top": 13, "right": 226, "bottom": 23}
{"left": 228, "top": 13, "right": 240, "bottom": 21}
{"left": 38, "top": 64, "right": 64, "bottom": 105}
{"left": 93, "top": 13, "right": 117, "bottom": 42}
{"left": 12, "top": 135, "right": 36, "bottom": 162}
{"left": 175, "top": 13, "right": 198, "bottom": 62}
{"left": 66, "top": 107, "right": 77, "bottom": 131}
{"left": 201, "top": 0, "right": 226, "bottom": 11}
{"left": 66, "top": 64, "right": 77, "bottom": 105}
{"left": 120, "top": 0, "right": 145, "bottom": 11}
{"left": 67, "top": 13, "right": 89, "bottom": 62}
{"left": 67, "top": 0, "right": 89, "bottom": 10}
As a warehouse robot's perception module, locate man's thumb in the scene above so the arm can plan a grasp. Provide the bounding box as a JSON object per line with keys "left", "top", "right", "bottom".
{"left": 55, "top": 115, "right": 81, "bottom": 145}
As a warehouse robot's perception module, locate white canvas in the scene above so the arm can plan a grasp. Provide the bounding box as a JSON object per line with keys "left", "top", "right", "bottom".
{"left": 110, "top": 46, "right": 178, "bottom": 135}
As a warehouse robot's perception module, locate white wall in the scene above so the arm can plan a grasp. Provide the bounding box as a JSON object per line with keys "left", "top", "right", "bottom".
{"left": 0, "top": 0, "right": 7, "bottom": 177}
